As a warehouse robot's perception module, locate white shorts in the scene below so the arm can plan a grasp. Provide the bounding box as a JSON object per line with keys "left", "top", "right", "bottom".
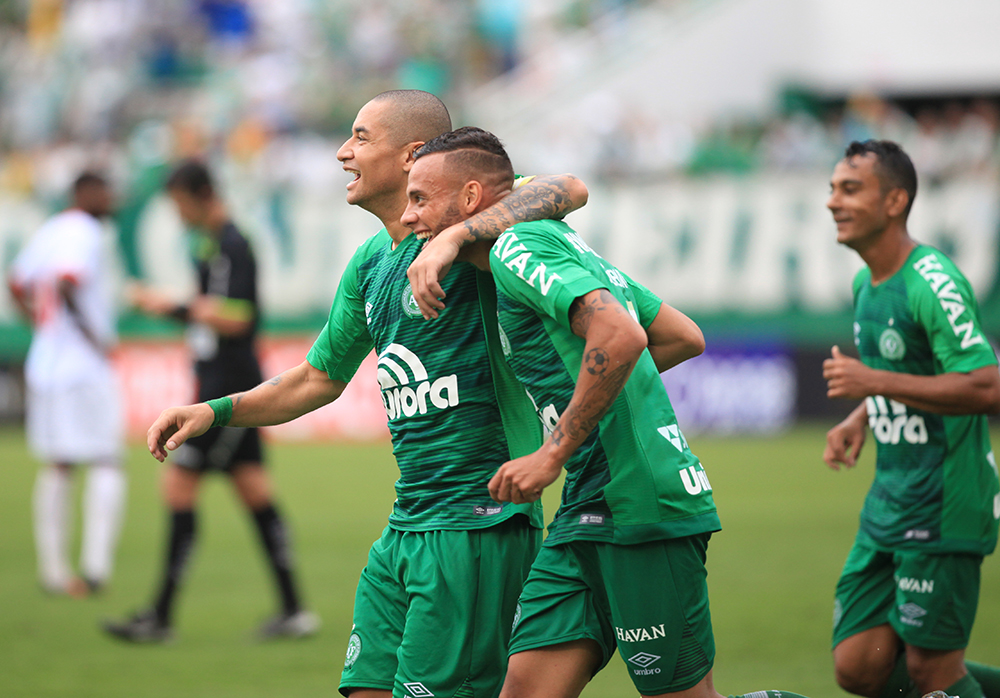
{"left": 26, "top": 379, "right": 123, "bottom": 463}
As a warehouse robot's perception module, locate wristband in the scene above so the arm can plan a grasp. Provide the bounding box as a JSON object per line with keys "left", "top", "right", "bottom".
{"left": 206, "top": 397, "right": 233, "bottom": 428}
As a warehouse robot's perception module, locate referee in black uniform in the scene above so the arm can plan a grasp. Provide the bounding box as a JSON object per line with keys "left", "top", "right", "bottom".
{"left": 105, "top": 160, "right": 318, "bottom": 642}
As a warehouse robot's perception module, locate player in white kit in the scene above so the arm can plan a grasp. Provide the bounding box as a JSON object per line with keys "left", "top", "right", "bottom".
{"left": 7, "top": 172, "right": 126, "bottom": 597}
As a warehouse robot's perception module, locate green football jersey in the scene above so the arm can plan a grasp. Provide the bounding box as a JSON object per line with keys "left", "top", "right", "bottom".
{"left": 852, "top": 244, "right": 1000, "bottom": 555}
{"left": 489, "top": 219, "right": 721, "bottom": 546}
{"left": 307, "top": 229, "right": 543, "bottom": 532}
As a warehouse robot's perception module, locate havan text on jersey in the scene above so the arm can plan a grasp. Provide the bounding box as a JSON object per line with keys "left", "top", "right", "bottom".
{"left": 492, "top": 230, "right": 563, "bottom": 296}
{"left": 912, "top": 252, "right": 986, "bottom": 350}
{"left": 616, "top": 623, "right": 667, "bottom": 643}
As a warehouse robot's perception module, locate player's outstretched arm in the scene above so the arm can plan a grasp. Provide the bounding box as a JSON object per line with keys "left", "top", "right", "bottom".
{"left": 147, "top": 360, "right": 346, "bottom": 461}
{"left": 823, "top": 345, "right": 1000, "bottom": 415}
{"left": 645, "top": 302, "right": 705, "bottom": 372}
{"left": 489, "top": 288, "right": 647, "bottom": 504}
{"left": 823, "top": 402, "right": 868, "bottom": 471}
{"left": 408, "top": 173, "right": 589, "bottom": 319}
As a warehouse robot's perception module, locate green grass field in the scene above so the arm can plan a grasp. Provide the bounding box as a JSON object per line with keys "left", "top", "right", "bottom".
{"left": 2, "top": 425, "right": 998, "bottom": 698}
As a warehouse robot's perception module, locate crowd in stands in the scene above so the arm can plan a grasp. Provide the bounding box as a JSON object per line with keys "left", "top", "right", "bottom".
{"left": 0, "top": 0, "right": 592, "bottom": 202}
{"left": 0, "top": 0, "right": 996, "bottom": 205}
{"left": 692, "top": 94, "right": 1000, "bottom": 181}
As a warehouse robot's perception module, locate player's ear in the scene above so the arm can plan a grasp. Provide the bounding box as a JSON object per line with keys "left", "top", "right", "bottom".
{"left": 885, "top": 187, "right": 909, "bottom": 218}
{"left": 402, "top": 142, "right": 424, "bottom": 172}
{"left": 462, "top": 181, "right": 483, "bottom": 213}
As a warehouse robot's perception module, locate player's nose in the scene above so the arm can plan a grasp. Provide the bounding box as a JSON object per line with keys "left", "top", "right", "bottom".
{"left": 400, "top": 206, "right": 417, "bottom": 227}
{"left": 336, "top": 139, "right": 352, "bottom": 162}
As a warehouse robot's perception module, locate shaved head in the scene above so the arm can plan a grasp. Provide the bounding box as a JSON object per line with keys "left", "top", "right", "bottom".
{"left": 370, "top": 90, "right": 452, "bottom": 146}
{"left": 415, "top": 126, "right": 515, "bottom": 192}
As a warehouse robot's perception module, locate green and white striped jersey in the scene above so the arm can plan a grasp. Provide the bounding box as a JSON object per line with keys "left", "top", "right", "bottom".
{"left": 308, "top": 229, "right": 544, "bottom": 532}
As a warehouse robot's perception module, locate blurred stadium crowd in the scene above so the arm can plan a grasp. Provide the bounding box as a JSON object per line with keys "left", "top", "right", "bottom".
{"left": 2, "top": 0, "right": 998, "bottom": 205}
{"left": 685, "top": 93, "right": 1000, "bottom": 180}
{"left": 0, "top": 0, "right": 649, "bottom": 204}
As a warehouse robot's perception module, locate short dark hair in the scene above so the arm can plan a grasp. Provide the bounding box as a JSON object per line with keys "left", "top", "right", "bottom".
{"left": 165, "top": 159, "right": 215, "bottom": 199}
{"left": 415, "top": 127, "right": 514, "bottom": 190}
{"left": 72, "top": 171, "right": 108, "bottom": 194}
{"left": 844, "top": 140, "right": 918, "bottom": 217}
{"left": 371, "top": 90, "right": 452, "bottom": 146}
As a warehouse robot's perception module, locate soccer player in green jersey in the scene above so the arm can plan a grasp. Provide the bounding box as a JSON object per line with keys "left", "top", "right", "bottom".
{"left": 402, "top": 126, "right": 812, "bottom": 698}
{"left": 824, "top": 140, "right": 1000, "bottom": 698}
{"left": 144, "top": 91, "right": 589, "bottom": 697}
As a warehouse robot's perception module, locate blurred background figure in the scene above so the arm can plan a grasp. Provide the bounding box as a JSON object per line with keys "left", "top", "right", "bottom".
{"left": 7, "top": 171, "right": 126, "bottom": 598}
{"left": 104, "top": 160, "right": 317, "bottom": 643}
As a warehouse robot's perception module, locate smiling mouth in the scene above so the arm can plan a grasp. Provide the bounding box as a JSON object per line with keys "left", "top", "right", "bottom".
{"left": 344, "top": 169, "right": 360, "bottom": 187}
{"left": 415, "top": 230, "right": 433, "bottom": 240}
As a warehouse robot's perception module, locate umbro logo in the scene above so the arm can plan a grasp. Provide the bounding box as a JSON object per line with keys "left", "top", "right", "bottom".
{"left": 627, "top": 652, "right": 661, "bottom": 668}
{"left": 627, "top": 652, "right": 663, "bottom": 676}
{"left": 898, "top": 602, "right": 928, "bottom": 627}
{"left": 403, "top": 682, "right": 434, "bottom": 698}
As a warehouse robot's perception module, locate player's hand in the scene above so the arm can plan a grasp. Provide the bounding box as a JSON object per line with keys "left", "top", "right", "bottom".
{"left": 824, "top": 345, "right": 879, "bottom": 400}
{"left": 823, "top": 414, "right": 867, "bottom": 471}
{"left": 488, "top": 447, "right": 563, "bottom": 504}
{"left": 407, "top": 227, "right": 463, "bottom": 319}
{"left": 147, "top": 404, "right": 214, "bottom": 462}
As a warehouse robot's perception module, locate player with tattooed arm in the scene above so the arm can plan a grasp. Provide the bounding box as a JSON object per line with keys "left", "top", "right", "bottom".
{"left": 402, "top": 126, "right": 813, "bottom": 698}
{"left": 141, "top": 92, "right": 589, "bottom": 696}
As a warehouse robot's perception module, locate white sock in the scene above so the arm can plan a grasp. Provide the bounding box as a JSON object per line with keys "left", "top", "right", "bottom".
{"left": 33, "top": 465, "right": 73, "bottom": 591}
{"left": 80, "top": 461, "right": 126, "bottom": 585}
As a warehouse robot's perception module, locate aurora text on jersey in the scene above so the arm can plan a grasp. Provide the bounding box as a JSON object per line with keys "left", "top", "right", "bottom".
{"left": 307, "top": 229, "right": 543, "bottom": 531}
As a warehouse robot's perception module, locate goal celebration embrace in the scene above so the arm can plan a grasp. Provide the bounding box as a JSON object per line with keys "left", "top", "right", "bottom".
{"left": 5, "top": 8, "right": 1000, "bottom": 695}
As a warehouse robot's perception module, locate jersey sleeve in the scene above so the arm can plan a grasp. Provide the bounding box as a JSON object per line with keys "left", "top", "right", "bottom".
{"left": 489, "top": 222, "right": 605, "bottom": 331}
{"left": 621, "top": 270, "right": 663, "bottom": 329}
{"left": 908, "top": 263, "right": 998, "bottom": 373}
{"left": 306, "top": 243, "right": 375, "bottom": 383}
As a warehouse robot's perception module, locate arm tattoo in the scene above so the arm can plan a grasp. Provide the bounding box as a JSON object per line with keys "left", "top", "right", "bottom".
{"left": 459, "top": 175, "right": 581, "bottom": 244}
{"left": 584, "top": 348, "right": 609, "bottom": 375}
{"left": 569, "top": 290, "right": 629, "bottom": 339}
{"left": 236, "top": 374, "right": 283, "bottom": 407}
{"left": 551, "top": 423, "right": 566, "bottom": 447}
{"left": 561, "top": 360, "right": 632, "bottom": 444}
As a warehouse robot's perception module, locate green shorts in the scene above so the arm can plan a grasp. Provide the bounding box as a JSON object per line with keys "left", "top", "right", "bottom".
{"left": 509, "top": 533, "right": 715, "bottom": 696}
{"left": 832, "top": 536, "right": 983, "bottom": 651}
{"left": 340, "top": 515, "right": 541, "bottom": 698}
